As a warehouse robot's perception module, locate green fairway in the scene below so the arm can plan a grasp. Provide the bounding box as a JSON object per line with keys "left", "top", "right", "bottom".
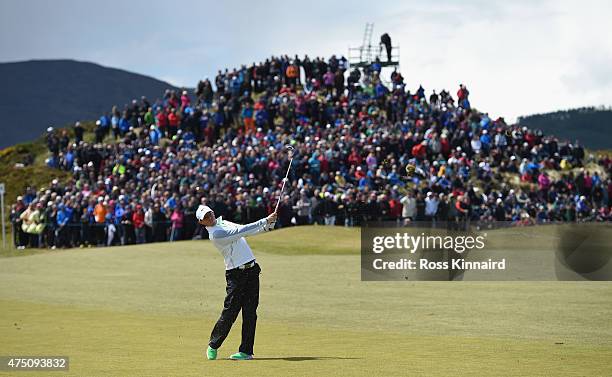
{"left": 0, "top": 225, "right": 611, "bottom": 376}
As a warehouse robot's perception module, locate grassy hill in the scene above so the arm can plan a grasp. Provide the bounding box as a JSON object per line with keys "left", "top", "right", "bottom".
{"left": 519, "top": 107, "right": 612, "bottom": 150}
{"left": 0, "top": 123, "right": 99, "bottom": 243}
{"left": 0, "top": 226, "right": 611, "bottom": 376}
{"left": 0, "top": 59, "right": 180, "bottom": 148}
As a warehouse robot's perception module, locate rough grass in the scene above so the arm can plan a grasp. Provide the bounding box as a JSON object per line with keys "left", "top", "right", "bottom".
{"left": 0, "top": 226, "right": 610, "bottom": 376}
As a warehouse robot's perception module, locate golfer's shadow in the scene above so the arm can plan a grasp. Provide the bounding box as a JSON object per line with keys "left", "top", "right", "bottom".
{"left": 254, "top": 356, "right": 360, "bottom": 361}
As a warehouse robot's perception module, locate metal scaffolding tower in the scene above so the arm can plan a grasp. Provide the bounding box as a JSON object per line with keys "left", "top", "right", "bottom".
{"left": 348, "top": 23, "right": 400, "bottom": 69}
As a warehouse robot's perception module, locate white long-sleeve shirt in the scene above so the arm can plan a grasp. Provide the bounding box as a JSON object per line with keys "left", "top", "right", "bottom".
{"left": 400, "top": 196, "right": 416, "bottom": 218}
{"left": 206, "top": 216, "right": 268, "bottom": 270}
{"left": 425, "top": 197, "right": 439, "bottom": 216}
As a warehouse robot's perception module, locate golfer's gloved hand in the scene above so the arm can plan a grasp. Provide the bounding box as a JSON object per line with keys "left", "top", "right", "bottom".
{"left": 266, "top": 211, "right": 278, "bottom": 224}
{"left": 265, "top": 212, "right": 278, "bottom": 231}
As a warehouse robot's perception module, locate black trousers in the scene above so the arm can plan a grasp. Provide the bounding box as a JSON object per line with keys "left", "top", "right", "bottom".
{"left": 209, "top": 262, "right": 260, "bottom": 355}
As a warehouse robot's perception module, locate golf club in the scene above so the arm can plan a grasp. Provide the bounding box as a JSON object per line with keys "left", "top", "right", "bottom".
{"left": 274, "top": 145, "right": 295, "bottom": 212}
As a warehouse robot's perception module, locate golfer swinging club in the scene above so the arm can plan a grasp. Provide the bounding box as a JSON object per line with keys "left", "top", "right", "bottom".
{"left": 196, "top": 204, "right": 278, "bottom": 360}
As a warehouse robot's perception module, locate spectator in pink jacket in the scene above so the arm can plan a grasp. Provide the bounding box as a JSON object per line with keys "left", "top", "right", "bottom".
{"left": 170, "top": 205, "right": 184, "bottom": 241}
{"left": 180, "top": 90, "right": 191, "bottom": 108}
{"left": 538, "top": 172, "right": 551, "bottom": 192}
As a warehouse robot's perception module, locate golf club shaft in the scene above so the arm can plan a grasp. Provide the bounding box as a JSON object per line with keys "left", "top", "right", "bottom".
{"left": 274, "top": 157, "right": 293, "bottom": 212}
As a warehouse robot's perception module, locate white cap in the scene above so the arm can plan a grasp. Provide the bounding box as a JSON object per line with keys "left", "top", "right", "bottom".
{"left": 196, "top": 205, "right": 213, "bottom": 221}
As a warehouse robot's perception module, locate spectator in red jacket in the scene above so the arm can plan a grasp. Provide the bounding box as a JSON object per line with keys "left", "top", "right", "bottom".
{"left": 457, "top": 84, "right": 469, "bottom": 102}
{"left": 355, "top": 166, "right": 366, "bottom": 180}
{"left": 348, "top": 148, "right": 362, "bottom": 166}
{"left": 440, "top": 134, "right": 451, "bottom": 156}
{"left": 167, "top": 109, "right": 179, "bottom": 138}
{"left": 411, "top": 141, "right": 427, "bottom": 160}
{"left": 132, "top": 205, "right": 145, "bottom": 244}
{"left": 156, "top": 110, "right": 168, "bottom": 136}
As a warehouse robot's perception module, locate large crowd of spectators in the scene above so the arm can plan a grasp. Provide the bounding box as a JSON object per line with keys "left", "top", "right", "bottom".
{"left": 9, "top": 54, "right": 612, "bottom": 249}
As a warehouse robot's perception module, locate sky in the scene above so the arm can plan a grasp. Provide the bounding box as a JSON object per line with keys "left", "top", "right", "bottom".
{"left": 1, "top": 0, "right": 611, "bottom": 122}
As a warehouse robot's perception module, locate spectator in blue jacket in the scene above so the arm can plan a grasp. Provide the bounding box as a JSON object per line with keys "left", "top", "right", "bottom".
{"left": 56, "top": 203, "right": 70, "bottom": 248}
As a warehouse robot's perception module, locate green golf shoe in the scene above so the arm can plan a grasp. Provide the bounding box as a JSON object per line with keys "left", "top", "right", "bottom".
{"left": 229, "top": 352, "right": 253, "bottom": 360}
{"left": 206, "top": 346, "right": 217, "bottom": 360}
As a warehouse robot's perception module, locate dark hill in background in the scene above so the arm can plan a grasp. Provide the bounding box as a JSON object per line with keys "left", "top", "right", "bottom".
{"left": 519, "top": 107, "right": 612, "bottom": 150}
{"left": 0, "top": 59, "right": 179, "bottom": 148}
